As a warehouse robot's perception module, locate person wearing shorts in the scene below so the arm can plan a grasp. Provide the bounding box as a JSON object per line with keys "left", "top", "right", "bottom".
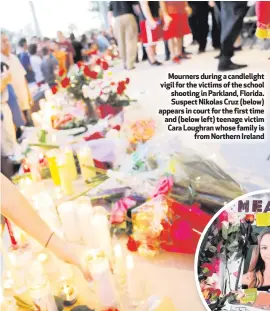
{"left": 160, "top": 1, "right": 191, "bottom": 64}
{"left": 139, "top": 1, "right": 163, "bottom": 66}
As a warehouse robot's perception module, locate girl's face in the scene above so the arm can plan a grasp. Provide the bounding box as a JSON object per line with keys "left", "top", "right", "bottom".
{"left": 260, "top": 234, "right": 270, "bottom": 264}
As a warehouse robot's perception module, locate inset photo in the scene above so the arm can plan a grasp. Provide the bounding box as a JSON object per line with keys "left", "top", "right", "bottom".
{"left": 195, "top": 190, "right": 270, "bottom": 311}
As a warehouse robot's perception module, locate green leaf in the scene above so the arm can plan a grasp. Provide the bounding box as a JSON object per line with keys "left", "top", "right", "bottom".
{"left": 222, "top": 226, "right": 228, "bottom": 240}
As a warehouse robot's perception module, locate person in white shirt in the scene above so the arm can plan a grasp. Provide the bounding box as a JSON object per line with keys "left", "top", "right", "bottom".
{"left": 29, "top": 43, "right": 45, "bottom": 86}
{"left": 1, "top": 33, "right": 33, "bottom": 126}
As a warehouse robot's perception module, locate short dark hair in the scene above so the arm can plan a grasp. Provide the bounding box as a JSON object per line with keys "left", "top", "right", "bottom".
{"left": 18, "top": 38, "right": 27, "bottom": 47}
{"left": 29, "top": 44, "right": 37, "bottom": 55}
{"left": 43, "top": 37, "right": 50, "bottom": 42}
{"left": 42, "top": 46, "right": 49, "bottom": 56}
{"left": 70, "top": 33, "right": 75, "bottom": 41}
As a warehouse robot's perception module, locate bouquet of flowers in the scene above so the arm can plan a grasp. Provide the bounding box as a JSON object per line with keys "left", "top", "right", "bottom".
{"left": 94, "top": 78, "right": 136, "bottom": 119}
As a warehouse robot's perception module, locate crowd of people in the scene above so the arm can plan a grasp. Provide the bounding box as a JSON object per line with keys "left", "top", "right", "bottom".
{"left": 1, "top": 1, "right": 269, "bottom": 178}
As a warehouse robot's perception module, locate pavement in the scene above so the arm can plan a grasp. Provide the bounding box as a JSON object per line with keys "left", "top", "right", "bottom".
{"left": 111, "top": 42, "right": 270, "bottom": 192}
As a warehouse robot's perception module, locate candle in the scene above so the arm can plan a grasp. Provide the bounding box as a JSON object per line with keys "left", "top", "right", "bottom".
{"left": 87, "top": 252, "right": 118, "bottom": 309}
{"left": 47, "top": 150, "right": 60, "bottom": 185}
{"left": 28, "top": 261, "right": 58, "bottom": 311}
{"left": 76, "top": 198, "right": 93, "bottom": 247}
{"left": 37, "top": 252, "right": 49, "bottom": 263}
{"left": 64, "top": 147, "right": 77, "bottom": 181}
{"left": 59, "top": 284, "right": 77, "bottom": 306}
{"left": 58, "top": 202, "right": 82, "bottom": 243}
{"left": 57, "top": 155, "right": 74, "bottom": 196}
{"left": 113, "top": 244, "right": 125, "bottom": 284}
{"left": 126, "top": 255, "right": 142, "bottom": 306}
{"left": 77, "top": 147, "right": 96, "bottom": 181}
{"left": 91, "top": 212, "right": 112, "bottom": 260}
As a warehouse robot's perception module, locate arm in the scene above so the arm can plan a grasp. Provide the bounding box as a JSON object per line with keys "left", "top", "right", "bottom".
{"left": 0, "top": 71, "right": 12, "bottom": 93}
{"left": 1, "top": 174, "right": 91, "bottom": 280}
{"left": 140, "top": 1, "right": 158, "bottom": 29}
{"left": 159, "top": 1, "right": 172, "bottom": 30}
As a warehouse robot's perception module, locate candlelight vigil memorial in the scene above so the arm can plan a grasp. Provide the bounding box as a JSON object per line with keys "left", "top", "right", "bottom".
{"left": 0, "top": 1, "right": 269, "bottom": 310}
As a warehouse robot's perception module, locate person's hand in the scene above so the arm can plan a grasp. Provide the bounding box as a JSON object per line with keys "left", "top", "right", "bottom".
{"left": 61, "top": 243, "right": 93, "bottom": 282}
{"left": 185, "top": 5, "right": 192, "bottom": 16}
{"left": 163, "top": 14, "right": 172, "bottom": 31}
{"left": 147, "top": 18, "right": 158, "bottom": 30}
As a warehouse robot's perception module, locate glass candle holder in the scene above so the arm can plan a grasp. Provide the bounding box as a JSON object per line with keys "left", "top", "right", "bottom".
{"left": 57, "top": 155, "right": 74, "bottom": 196}
{"left": 58, "top": 281, "right": 77, "bottom": 306}
{"left": 46, "top": 150, "right": 61, "bottom": 185}
{"left": 77, "top": 146, "right": 96, "bottom": 181}
{"left": 64, "top": 147, "right": 78, "bottom": 181}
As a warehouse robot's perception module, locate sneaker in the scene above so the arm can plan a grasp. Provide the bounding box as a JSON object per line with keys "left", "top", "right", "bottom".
{"left": 151, "top": 61, "right": 163, "bottom": 66}
{"left": 173, "top": 57, "right": 181, "bottom": 64}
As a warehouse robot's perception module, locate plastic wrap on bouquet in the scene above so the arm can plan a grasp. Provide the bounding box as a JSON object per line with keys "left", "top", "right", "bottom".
{"left": 130, "top": 195, "right": 211, "bottom": 255}
{"left": 119, "top": 134, "right": 244, "bottom": 215}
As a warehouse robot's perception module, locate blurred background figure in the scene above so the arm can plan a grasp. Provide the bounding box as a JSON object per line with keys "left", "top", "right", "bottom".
{"left": 51, "top": 40, "right": 65, "bottom": 72}
{"left": 17, "top": 38, "right": 36, "bottom": 85}
{"left": 108, "top": 1, "right": 138, "bottom": 70}
{"left": 57, "top": 31, "right": 75, "bottom": 71}
{"left": 218, "top": 1, "right": 248, "bottom": 71}
{"left": 1, "top": 33, "right": 33, "bottom": 126}
{"left": 41, "top": 47, "right": 58, "bottom": 87}
{"left": 69, "top": 33, "right": 83, "bottom": 63}
{"left": 161, "top": 1, "right": 191, "bottom": 64}
{"left": 139, "top": 1, "right": 163, "bottom": 66}
{"left": 29, "top": 43, "right": 45, "bottom": 87}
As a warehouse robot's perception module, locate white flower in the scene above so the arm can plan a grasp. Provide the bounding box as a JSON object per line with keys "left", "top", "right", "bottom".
{"left": 82, "top": 85, "right": 90, "bottom": 98}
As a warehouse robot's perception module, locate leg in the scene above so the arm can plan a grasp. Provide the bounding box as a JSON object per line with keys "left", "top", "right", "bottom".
{"left": 142, "top": 44, "right": 148, "bottom": 61}
{"left": 219, "top": 1, "right": 248, "bottom": 70}
{"left": 113, "top": 16, "right": 126, "bottom": 68}
{"left": 197, "top": 3, "right": 210, "bottom": 52}
{"left": 188, "top": 1, "right": 199, "bottom": 43}
{"left": 164, "top": 40, "right": 170, "bottom": 60}
{"left": 210, "top": 6, "right": 221, "bottom": 48}
{"left": 146, "top": 45, "right": 156, "bottom": 64}
{"left": 23, "top": 109, "right": 34, "bottom": 126}
{"left": 175, "top": 38, "right": 182, "bottom": 57}
{"left": 125, "top": 14, "right": 138, "bottom": 69}
{"left": 168, "top": 38, "right": 175, "bottom": 59}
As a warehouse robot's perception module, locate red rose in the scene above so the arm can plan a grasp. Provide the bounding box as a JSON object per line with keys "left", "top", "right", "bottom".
{"left": 201, "top": 263, "right": 214, "bottom": 277}
{"left": 96, "top": 58, "right": 101, "bottom": 65}
{"left": 58, "top": 68, "right": 65, "bottom": 77}
{"left": 77, "top": 61, "right": 84, "bottom": 68}
{"left": 111, "top": 82, "right": 116, "bottom": 86}
{"left": 83, "top": 66, "right": 98, "bottom": 79}
{"left": 152, "top": 176, "right": 174, "bottom": 198}
{"left": 112, "top": 124, "right": 121, "bottom": 131}
{"left": 101, "top": 61, "right": 109, "bottom": 70}
{"left": 61, "top": 77, "right": 70, "bottom": 88}
{"left": 84, "top": 131, "right": 104, "bottom": 141}
{"left": 51, "top": 85, "right": 58, "bottom": 94}
{"left": 93, "top": 159, "right": 107, "bottom": 170}
{"left": 245, "top": 214, "right": 255, "bottom": 224}
{"left": 127, "top": 236, "right": 141, "bottom": 252}
{"left": 125, "top": 77, "right": 130, "bottom": 84}
{"left": 117, "top": 81, "right": 126, "bottom": 95}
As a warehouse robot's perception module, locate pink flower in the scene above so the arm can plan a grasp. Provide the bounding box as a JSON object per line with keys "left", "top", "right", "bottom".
{"left": 170, "top": 219, "right": 193, "bottom": 244}
{"left": 110, "top": 197, "right": 136, "bottom": 224}
{"left": 152, "top": 176, "right": 174, "bottom": 198}
{"left": 211, "top": 258, "right": 221, "bottom": 275}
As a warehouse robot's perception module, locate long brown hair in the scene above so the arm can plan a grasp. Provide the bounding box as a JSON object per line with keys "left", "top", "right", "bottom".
{"left": 248, "top": 228, "right": 270, "bottom": 288}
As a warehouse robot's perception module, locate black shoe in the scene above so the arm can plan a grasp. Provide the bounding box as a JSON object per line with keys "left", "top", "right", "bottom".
{"left": 233, "top": 45, "right": 242, "bottom": 51}
{"left": 165, "top": 55, "right": 170, "bottom": 61}
{"left": 151, "top": 61, "right": 163, "bottom": 66}
{"left": 198, "top": 49, "right": 205, "bottom": 54}
{"left": 218, "top": 60, "right": 247, "bottom": 71}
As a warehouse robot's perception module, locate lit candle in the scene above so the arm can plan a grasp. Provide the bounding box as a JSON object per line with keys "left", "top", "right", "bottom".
{"left": 28, "top": 261, "right": 58, "bottom": 311}
{"left": 59, "top": 284, "right": 77, "bottom": 306}
{"left": 87, "top": 252, "right": 118, "bottom": 309}
{"left": 77, "top": 147, "right": 96, "bottom": 181}
{"left": 47, "top": 150, "right": 60, "bottom": 185}
{"left": 64, "top": 147, "right": 77, "bottom": 181}
{"left": 126, "top": 255, "right": 142, "bottom": 306}
{"left": 44, "top": 89, "right": 53, "bottom": 101}
{"left": 58, "top": 202, "right": 82, "bottom": 243}
{"left": 57, "top": 155, "right": 74, "bottom": 196}
{"left": 76, "top": 198, "right": 93, "bottom": 247}
{"left": 113, "top": 244, "right": 125, "bottom": 283}
{"left": 91, "top": 212, "right": 112, "bottom": 260}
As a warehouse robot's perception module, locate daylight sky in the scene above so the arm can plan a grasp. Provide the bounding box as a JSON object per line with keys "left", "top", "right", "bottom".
{"left": 2, "top": 1, "right": 103, "bottom": 37}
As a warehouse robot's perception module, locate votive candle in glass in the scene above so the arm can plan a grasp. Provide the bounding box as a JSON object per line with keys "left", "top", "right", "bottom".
{"left": 46, "top": 150, "right": 60, "bottom": 185}
{"left": 64, "top": 147, "right": 77, "bottom": 181}
{"left": 57, "top": 155, "right": 74, "bottom": 196}
{"left": 77, "top": 146, "right": 96, "bottom": 181}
